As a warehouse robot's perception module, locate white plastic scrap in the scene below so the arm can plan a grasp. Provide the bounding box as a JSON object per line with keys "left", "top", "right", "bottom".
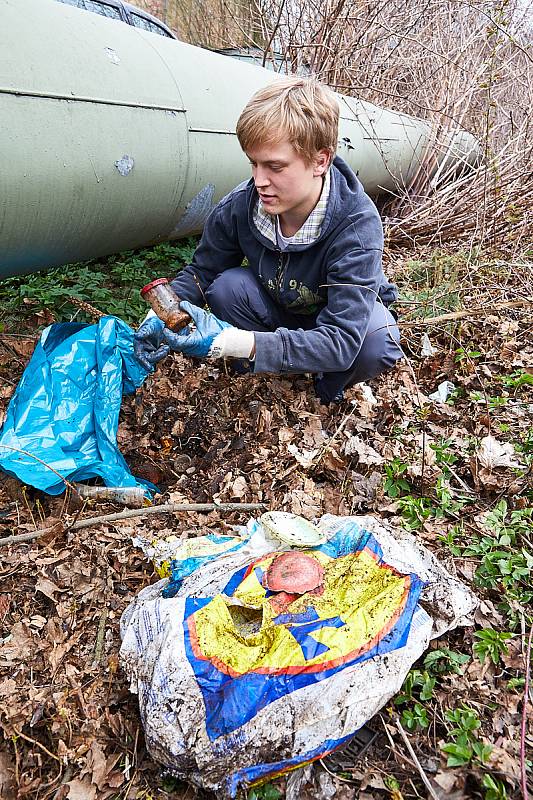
{"left": 421, "top": 333, "right": 438, "bottom": 357}
{"left": 428, "top": 380, "right": 456, "bottom": 403}
{"left": 120, "top": 514, "right": 477, "bottom": 798}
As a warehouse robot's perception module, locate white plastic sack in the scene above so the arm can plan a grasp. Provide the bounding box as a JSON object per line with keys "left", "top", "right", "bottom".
{"left": 120, "top": 514, "right": 477, "bottom": 798}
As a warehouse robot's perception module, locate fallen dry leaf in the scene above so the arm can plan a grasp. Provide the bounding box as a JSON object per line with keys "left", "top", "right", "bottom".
{"left": 0, "top": 747, "right": 16, "bottom": 800}
{"left": 343, "top": 435, "right": 384, "bottom": 465}
{"left": 287, "top": 443, "right": 319, "bottom": 468}
{"left": 477, "top": 435, "right": 522, "bottom": 469}
{"left": 66, "top": 778, "right": 97, "bottom": 800}
{"left": 0, "top": 595, "right": 10, "bottom": 625}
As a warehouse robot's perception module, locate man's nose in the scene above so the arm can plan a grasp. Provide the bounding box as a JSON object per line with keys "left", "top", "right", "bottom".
{"left": 254, "top": 167, "right": 270, "bottom": 188}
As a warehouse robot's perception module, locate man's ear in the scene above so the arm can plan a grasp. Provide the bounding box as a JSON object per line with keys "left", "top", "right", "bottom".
{"left": 313, "top": 149, "right": 331, "bottom": 177}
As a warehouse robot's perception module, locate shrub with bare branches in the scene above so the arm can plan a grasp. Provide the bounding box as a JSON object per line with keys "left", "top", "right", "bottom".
{"left": 139, "top": 0, "right": 532, "bottom": 254}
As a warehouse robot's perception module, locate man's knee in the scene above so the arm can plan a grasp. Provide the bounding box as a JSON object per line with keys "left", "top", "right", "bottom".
{"left": 357, "top": 330, "right": 402, "bottom": 379}
{"left": 349, "top": 310, "right": 403, "bottom": 384}
{"left": 205, "top": 268, "right": 279, "bottom": 331}
{"left": 205, "top": 268, "right": 251, "bottom": 319}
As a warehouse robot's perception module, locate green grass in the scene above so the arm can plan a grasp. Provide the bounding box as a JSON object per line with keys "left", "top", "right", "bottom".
{"left": 0, "top": 239, "right": 198, "bottom": 331}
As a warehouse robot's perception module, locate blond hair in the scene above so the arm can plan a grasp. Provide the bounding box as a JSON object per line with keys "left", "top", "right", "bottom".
{"left": 236, "top": 77, "right": 339, "bottom": 163}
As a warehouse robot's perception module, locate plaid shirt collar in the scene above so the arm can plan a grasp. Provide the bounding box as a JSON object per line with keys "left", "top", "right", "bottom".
{"left": 253, "top": 168, "right": 331, "bottom": 248}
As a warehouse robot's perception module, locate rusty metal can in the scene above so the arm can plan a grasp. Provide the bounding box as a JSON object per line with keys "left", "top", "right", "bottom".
{"left": 140, "top": 278, "right": 191, "bottom": 331}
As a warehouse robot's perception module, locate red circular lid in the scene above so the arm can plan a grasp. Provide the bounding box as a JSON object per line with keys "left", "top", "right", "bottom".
{"left": 140, "top": 277, "right": 169, "bottom": 297}
{"left": 263, "top": 552, "right": 324, "bottom": 594}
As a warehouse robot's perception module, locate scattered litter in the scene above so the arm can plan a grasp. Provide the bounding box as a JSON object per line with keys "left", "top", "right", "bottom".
{"left": 428, "top": 380, "right": 456, "bottom": 403}
{"left": 140, "top": 278, "right": 191, "bottom": 331}
{"left": 75, "top": 484, "right": 148, "bottom": 508}
{"left": 359, "top": 382, "right": 378, "bottom": 406}
{"left": 259, "top": 510, "right": 327, "bottom": 547}
{"left": 322, "top": 722, "right": 379, "bottom": 774}
{"left": 286, "top": 764, "right": 337, "bottom": 800}
{"left": 0, "top": 318, "right": 154, "bottom": 496}
{"left": 421, "top": 333, "right": 438, "bottom": 357}
{"left": 120, "top": 513, "right": 477, "bottom": 798}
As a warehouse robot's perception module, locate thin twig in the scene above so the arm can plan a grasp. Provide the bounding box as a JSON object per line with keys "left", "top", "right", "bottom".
{"left": 521, "top": 623, "right": 532, "bottom": 800}
{"left": 0, "top": 502, "right": 266, "bottom": 546}
{"left": 69, "top": 501, "right": 266, "bottom": 530}
{"left": 395, "top": 720, "right": 440, "bottom": 800}
{"left": 380, "top": 714, "right": 419, "bottom": 771}
{"left": 0, "top": 530, "right": 52, "bottom": 547}
{"left": 401, "top": 299, "right": 530, "bottom": 327}
{"left": 314, "top": 402, "right": 357, "bottom": 466}
{"left": 13, "top": 728, "right": 61, "bottom": 763}
{"left": 0, "top": 445, "right": 78, "bottom": 495}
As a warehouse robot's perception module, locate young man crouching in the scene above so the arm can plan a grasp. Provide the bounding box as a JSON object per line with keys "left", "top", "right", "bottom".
{"left": 134, "top": 76, "right": 402, "bottom": 404}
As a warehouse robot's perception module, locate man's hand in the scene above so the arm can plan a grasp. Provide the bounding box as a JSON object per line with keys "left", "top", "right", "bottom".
{"left": 134, "top": 314, "right": 170, "bottom": 371}
{"left": 162, "top": 302, "right": 231, "bottom": 357}
{"left": 163, "top": 302, "right": 253, "bottom": 359}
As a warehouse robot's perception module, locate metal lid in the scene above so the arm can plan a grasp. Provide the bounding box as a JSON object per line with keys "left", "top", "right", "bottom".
{"left": 140, "top": 277, "right": 169, "bottom": 297}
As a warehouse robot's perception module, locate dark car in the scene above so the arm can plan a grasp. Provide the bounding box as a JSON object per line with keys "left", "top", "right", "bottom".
{"left": 55, "top": 0, "right": 177, "bottom": 38}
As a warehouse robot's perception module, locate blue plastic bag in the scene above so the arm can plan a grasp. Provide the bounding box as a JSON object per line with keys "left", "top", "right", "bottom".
{"left": 0, "top": 317, "right": 154, "bottom": 495}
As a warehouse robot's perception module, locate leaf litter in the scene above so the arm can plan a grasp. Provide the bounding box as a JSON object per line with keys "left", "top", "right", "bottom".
{"left": 0, "top": 278, "right": 531, "bottom": 800}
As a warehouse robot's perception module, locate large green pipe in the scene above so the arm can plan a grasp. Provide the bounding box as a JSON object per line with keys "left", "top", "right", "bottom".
{"left": 0, "top": 0, "right": 479, "bottom": 279}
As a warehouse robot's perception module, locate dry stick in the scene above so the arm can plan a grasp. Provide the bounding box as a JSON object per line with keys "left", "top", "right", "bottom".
{"left": 401, "top": 299, "right": 530, "bottom": 327}
{"left": 521, "top": 623, "right": 532, "bottom": 800}
{"left": 52, "top": 765, "right": 74, "bottom": 800}
{"left": 380, "top": 714, "right": 419, "bottom": 771}
{"left": 0, "top": 502, "right": 266, "bottom": 546}
{"left": 93, "top": 609, "right": 109, "bottom": 666}
{"left": 314, "top": 402, "right": 358, "bottom": 467}
{"left": 67, "top": 501, "right": 266, "bottom": 530}
{"left": 68, "top": 296, "right": 105, "bottom": 320}
{"left": 13, "top": 728, "right": 61, "bottom": 763}
{"left": 0, "top": 530, "right": 51, "bottom": 547}
{"left": 395, "top": 720, "right": 440, "bottom": 800}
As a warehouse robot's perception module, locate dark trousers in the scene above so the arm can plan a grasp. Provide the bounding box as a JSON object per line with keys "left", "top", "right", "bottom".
{"left": 205, "top": 268, "right": 403, "bottom": 403}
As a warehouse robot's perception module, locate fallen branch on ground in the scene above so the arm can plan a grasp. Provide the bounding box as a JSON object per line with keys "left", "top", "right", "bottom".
{"left": 0, "top": 501, "right": 266, "bottom": 546}
{"left": 400, "top": 299, "right": 529, "bottom": 327}
{"left": 521, "top": 624, "right": 532, "bottom": 800}
{"left": 395, "top": 719, "right": 440, "bottom": 800}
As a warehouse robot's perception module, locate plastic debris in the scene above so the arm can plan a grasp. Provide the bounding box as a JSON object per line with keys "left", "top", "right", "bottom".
{"left": 421, "top": 333, "right": 437, "bottom": 357}
{"left": 0, "top": 318, "right": 153, "bottom": 495}
{"left": 286, "top": 764, "right": 337, "bottom": 800}
{"left": 259, "top": 510, "right": 328, "bottom": 547}
{"left": 75, "top": 484, "right": 148, "bottom": 508}
{"left": 120, "top": 514, "right": 477, "bottom": 798}
{"left": 428, "top": 380, "right": 456, "bottom": 403}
